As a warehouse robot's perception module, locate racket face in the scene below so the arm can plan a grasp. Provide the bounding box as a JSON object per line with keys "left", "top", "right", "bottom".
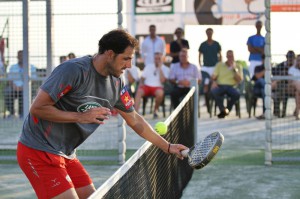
{"left": 187, "top": 131, "right": 224, "bottom": 169}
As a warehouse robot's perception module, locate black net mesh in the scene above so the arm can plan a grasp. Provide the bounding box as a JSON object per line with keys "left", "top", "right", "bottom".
{"left": 101, "top": 91, "right": 195, "bottom": 199}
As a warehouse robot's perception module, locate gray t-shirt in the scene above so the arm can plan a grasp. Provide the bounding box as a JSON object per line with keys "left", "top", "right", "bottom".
{"left": 19, "top": 56, "right": 134, "bottom": 159}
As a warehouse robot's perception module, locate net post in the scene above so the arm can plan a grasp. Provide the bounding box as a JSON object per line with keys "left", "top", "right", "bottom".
{"left": 118, "top": 114, "right": 126, "bottom": 164}
{"left": 190, "top": 79, "right": 198, "bottom": 144}
{"left": 46, "top": 0, "right": 54, "bottom": 76}
{"left": 23, "top": 0, "right": 31, "bottom": 118}
{"left": 264, "top": 0, "right": 272, "bottom": 166}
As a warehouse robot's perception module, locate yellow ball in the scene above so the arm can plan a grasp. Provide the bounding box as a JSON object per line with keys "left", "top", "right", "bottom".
{"left": 154, "top": 122, "right": 168, "bottom": 135}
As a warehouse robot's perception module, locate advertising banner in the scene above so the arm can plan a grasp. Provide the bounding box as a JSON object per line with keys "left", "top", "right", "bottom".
{"left": 185, "top": 0, "right": 265, "bottom": 25}
{"left": 271, "top": 0, "right": 300, "bottom": 12}
{"left": 135, "top": 0, "right": 174, "bottom": 15}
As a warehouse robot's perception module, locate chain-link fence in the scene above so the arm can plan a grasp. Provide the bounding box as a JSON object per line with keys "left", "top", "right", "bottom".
{"left": 0, "top": 0, "right": 123, "bottom": 162}
{"left": 0, "top": 0, "right": 300, "bottom": 164}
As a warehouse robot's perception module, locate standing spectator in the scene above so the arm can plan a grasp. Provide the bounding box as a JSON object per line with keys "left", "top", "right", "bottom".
{"left": 288, "top": 54, "right": 300, "bottom": 120}
{"left": 134, "top": 52, "right": 169, "bottom": 118}
{"left": 198, "top": 28, "right": 222, "bottom": 111}
{"left": 247, "top": 20, "right": 265, "bottom": 78}
{"left": 252, "top": 54, "right": 266, "bottom": 120}
{"left": 68, "top": 52, "right": 76, "bottom": 59}
{"left": 170, "top": 27, "right": 189, "bottom": 67}
{"left": 211, "top": 50, "right": 243, "bottom": 119}
{"left": 272, "top": 50, "right": 296, "bottom": 118}
{"left": 170, "top": 48, "right": 201, "bottom": 109}
{"left": 141, "top": 24, "right": 166, "bottom": 66}
{"left": 5, "top": 50, "right": 37, "bottom": 118}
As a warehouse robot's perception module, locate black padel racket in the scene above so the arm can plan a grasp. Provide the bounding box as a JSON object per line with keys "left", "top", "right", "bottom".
{"left": 181, "top": 131, "right": 224, "bottom": 169}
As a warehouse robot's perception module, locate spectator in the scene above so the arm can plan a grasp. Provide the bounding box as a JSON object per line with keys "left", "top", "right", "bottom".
{"left": 252, "top": 54, "right": 266, "bottom": 120}
{"left": 124, "top": 64, "right": 141, "bottom": 98}
{"left": 170, "top": 27, "right": 189, "bottom": 67}
{"left": 134, "top": 52, "right": 169, "bottom": 118}
{"left": 5, "top": 50, "right": 37, "bottom": 118}
{"left": 211, "top": 50, "right": 243, "bottom": 119}
{"left": 247, "top": 20, "right": 265, "bottom": 78}
{"left": 288, "top": 54, "right": 300, "bottom": 120}
{"left": 272, "top": 50, "right": 296, "bottom": 118}
{"left": 59, "top": 55, "right": 68, "bottom": 64}
{"left": 170, "top": 48, "right": 201, "bottom": 109}
{"left": 68, "top": 52, "right": 76, "bottom": 59}
{"left": 141, "top": 24, "right": 166, "bottom": 66}
{"left": 198, "top": 28, "right": 222, "bottom": 111}
{"left": 0, "top": 37, "right": 5, "bottom": 75}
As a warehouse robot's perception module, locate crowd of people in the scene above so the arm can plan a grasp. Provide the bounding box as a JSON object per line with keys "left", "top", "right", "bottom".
{"left": 1, "top": 23, "right": 300, "bottom": 120}
{"left": 128, "top": 22, "right": 300, "bottom": 120}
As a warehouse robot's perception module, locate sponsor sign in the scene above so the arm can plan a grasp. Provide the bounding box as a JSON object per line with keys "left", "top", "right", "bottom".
{"left": 135, "top": 0, "right": 173, "bottom": 15}
{"left": 271, "top": 0, "right": 300, "bottom": 12}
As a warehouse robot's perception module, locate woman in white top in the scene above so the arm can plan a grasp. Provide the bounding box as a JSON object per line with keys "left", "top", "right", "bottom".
{"left": 288, "top": 54, "right": 300, "bottom": 120}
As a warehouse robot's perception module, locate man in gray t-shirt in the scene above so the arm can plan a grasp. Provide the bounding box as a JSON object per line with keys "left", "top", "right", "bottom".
{"left": 16, "top": 29, "right": 188, "bottom": 199}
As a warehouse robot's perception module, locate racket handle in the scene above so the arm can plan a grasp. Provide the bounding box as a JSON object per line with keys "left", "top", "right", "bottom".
{"left": 181, "top": 149, "right": 189, "bottom": 158}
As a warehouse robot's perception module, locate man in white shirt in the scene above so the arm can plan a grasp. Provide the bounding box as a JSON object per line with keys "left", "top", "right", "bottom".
{"left": 5, "top": 50, "right": 37, "bottom": 118}
{"left": 141, "top": 24, "right": 166, "bottom": 66}
{"left": 134, "top": 52, "right": 169, "bottom": 118}
{"left": 124, "top": 65, "right": 141, "bottom": 98}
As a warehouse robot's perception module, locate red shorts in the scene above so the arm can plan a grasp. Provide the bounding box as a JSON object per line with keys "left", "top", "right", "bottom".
{"left": 139, "top": 85, "right": 163, "bottom": 97}
{"left": 17, "top": 142, "right": 92, "bottom": 199}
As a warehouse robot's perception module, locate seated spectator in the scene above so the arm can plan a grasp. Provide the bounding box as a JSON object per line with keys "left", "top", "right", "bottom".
{"left": 288, "top": 54, "right": 300, "bottom": 120}
{"left": 59, "top": 55, "right": 68, "bottom": 64}
{"left": 272, "top": 50, "right": 295, "bottom": 118}
{"left": 134, "top": 52, "right": 169, "bottom": 118}
{"left": 169, "top": 48, "right": 201, "bottom": 109}
{"left": 252, "top": 55, "right": 265, "bottom": 120}
{"left": 124, "top": 65, "right": 141, "bottom": 99}
{"left": 4, "top": 50, "right": 37, "bottom": 118}
{"left": 211, "top": 50, "right": 243, "bottom": 119}
{"left": 67, "top": 52, "right": 76, "bottom": 59}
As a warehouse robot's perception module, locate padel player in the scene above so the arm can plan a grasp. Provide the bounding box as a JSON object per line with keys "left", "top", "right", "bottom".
{"left": 17, "top": 29, "right": 188, "bottom": 199}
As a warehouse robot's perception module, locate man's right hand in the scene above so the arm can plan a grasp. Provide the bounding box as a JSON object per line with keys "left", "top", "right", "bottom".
{"left": 79, "top": 107, "right": 111, "bottom": 124}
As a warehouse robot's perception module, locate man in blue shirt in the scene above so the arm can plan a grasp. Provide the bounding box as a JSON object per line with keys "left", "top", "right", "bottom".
{"left": 247, "top": 20, "right": 265, "bottom": 79}
{"left": 5, "top": 50, "right": 37, "bottom": 118}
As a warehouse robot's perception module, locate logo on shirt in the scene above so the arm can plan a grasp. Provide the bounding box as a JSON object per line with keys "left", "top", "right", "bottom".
{"left": 77, "top": 102, "right": 101, "bottom": 112}
{"left": 120, "top": 87, "right": 133, "bottom": 110}
{"left": 57, "top": 85, "right": 72, "bottom": 99}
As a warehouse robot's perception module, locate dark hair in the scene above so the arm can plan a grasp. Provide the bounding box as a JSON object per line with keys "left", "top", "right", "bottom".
{"left": 149, "top": 24, "right": 156, "bottom": 29}
{"left": 68, "top": 52, "right": 76, "bottom": 58}
{"left": 256, "top": 20, "right": 263, "bottom": 26}
{"left": 174, "top": 27, "right": 184, "bottom": 34}
{"left": 206, "top": 28, "right": 213, "bottom": 32}
{"left": 286, "top": 50, "right": 295, "bottom": 58}
{"left": 98, "top": 29, "right": 138, "bottom": 55}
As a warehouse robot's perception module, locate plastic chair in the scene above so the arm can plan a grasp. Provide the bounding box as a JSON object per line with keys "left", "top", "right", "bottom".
{"left": 200, "top": 71, "right": 213, "bottom": 115}
{"left": 243, "top": 68, "right": 258, "bottom": 118}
